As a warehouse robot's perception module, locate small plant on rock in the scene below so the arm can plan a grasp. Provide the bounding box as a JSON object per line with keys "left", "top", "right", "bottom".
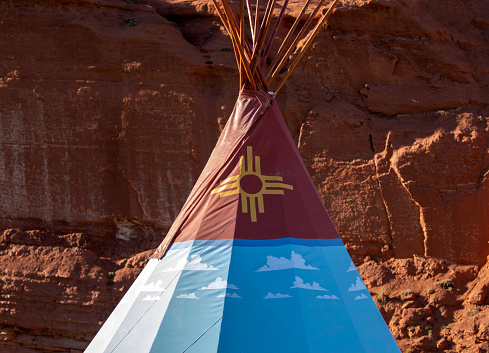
{"left": 435, "top": 279, "right": 454, "bottom": 290}
{"left": 466, "top": 306, "right": 480, "bottom": 317}
{"left": 121, "top": 17, "right": 138, "bottom": 26}
{"left": 401, "top": 289, "right": 412, "bottom": 296}
{"left": 375, "top": 287, "right": 387, "bottom": 305}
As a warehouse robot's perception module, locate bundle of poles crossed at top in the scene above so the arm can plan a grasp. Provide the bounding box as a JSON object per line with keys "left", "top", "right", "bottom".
{"left": 211, "top": 0, "right": 340, "bottom": 94}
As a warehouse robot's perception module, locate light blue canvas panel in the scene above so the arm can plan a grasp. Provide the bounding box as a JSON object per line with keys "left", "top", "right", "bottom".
{"left": 213, "top": 240, "right": 400, "bottom": 353}
{"left": 84, "top": 258, "right": 159, "bottom": 353}
{"left": 148, "top": 244, "right": 232, "bottom": 353}
{"left": 91, "top": 239, "right": 399, "bottom": 353}
{"left": 322, "top": 245, "right": 400, "bottom": 352}
{"left": 96, "top": 248, "right": 193, "bottom": 353}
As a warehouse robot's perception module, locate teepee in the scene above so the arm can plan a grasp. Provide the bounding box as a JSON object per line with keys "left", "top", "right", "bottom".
{"left": 86, "top": 0, "right": 400, "bottom": 352}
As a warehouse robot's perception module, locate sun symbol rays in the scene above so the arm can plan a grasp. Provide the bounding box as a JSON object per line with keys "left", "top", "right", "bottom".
{"left": 211, "top": 146, "right": 293, "bottom": 222}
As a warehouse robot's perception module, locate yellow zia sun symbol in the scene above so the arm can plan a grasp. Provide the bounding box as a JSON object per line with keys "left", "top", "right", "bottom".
{"left": 211, "top": 146, "right": 293, "bottom": 222}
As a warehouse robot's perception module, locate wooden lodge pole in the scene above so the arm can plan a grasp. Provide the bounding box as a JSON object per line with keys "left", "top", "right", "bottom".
{"left": 267, "top": 0, "right": 313, "bottom": 75}
{"left": 254, "top": 0, "right": 260, "bottom": 48}
{"left": 221, "top": 0, "right": 271, "bottom": 91}
{"left": 267, "top": 0, "right": 328, "bottom": 82}
{"left": 220, "top": 0, "right": 258, "bottom": 89}
{"left": 274, "top": 0, "right": 339, "bottom": 94}
{"left": 261, "top": 0, "right": 290, "bottom": 66}
{"left": 246, "top": 0, "right": 255, "bottom": 42}
{"left": 213, "top": 0, "right": 335, "bottom": 93}
{"left": 240, "top": 0, "right": 246, "bottom": 88}
{"left": 211, "top": 0, "right": 243, "bottom": 72}
{"left": 251, "top": 0, "right": 278, "bottom": 67}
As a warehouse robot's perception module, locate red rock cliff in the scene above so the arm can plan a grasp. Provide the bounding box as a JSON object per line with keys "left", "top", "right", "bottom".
{"left": 0, "top": 0, "right": 488, "bottom": 351}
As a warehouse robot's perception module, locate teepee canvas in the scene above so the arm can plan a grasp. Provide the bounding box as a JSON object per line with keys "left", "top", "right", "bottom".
{"left": 86, "top": 0, "right": 400, "bottom": 351}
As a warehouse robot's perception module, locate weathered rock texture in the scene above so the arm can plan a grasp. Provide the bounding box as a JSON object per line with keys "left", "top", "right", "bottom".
{"left": 0, "top": 228, "right": 155, "bottom": 352}
{"left": 360, "top": 255, "right": 489, "bottom": 353}
{"left": 0, "top": 0, "right": 488, "bottom": 351}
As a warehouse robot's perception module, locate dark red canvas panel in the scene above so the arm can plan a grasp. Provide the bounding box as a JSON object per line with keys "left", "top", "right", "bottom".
{"left": 152, "top": 91, "right": 339, "bottom": 258}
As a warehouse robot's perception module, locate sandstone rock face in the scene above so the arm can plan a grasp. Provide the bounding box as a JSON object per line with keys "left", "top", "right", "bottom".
{"left": 358, "top": 256, "right": 489, "bottom": 353}
{"left": 299, "top": 103, "right": 489, "bottom": 265}
{"left": 0, "top": 228, "right": 155, "bottom": 352}
{"left": 0, "top": 0, "right": 238, "bottom": 232}
{"left": 1, "top": 0, "right": 488, "bottom": 262}
{"left": 0, "top": 0, "right": 488, "bottom": 351}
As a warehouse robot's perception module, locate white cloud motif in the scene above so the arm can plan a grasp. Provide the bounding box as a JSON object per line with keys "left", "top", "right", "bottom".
{"left": 264, "top": 292, "right": 292, "bottom": 299}
{"left": 141, "top": 279, "right": 166, "bottom": 292}
{"left": 177, "top": 293, "right": 199, "bottom": 299}
{"left": 317, "top": 294, "right": 339, "bottom": 300}
{"left": 348, "top": 277, "right": 367, "bottom": 292}
{"left": 291, "top": 276, "right": 327, "bottom": 291}
{"left": 200, "top": 277, "right": 238, "bottom": 290}
{"left": 347, "top": 262, "right": 357, "bottom": 272}
{"left": 142, "top": 295, "right": 161, "bottom": 301}
{"left": 217, "top": 293, "right": 242, "bottom": 298}
{"left": 256, "top": 251, "right": 319, "bottom": 272}
{"left": 162, "top": 254, "right": 218, "bottom": 272}
{"left": 354, "top": 293, "right": 368, "bottom": 300}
